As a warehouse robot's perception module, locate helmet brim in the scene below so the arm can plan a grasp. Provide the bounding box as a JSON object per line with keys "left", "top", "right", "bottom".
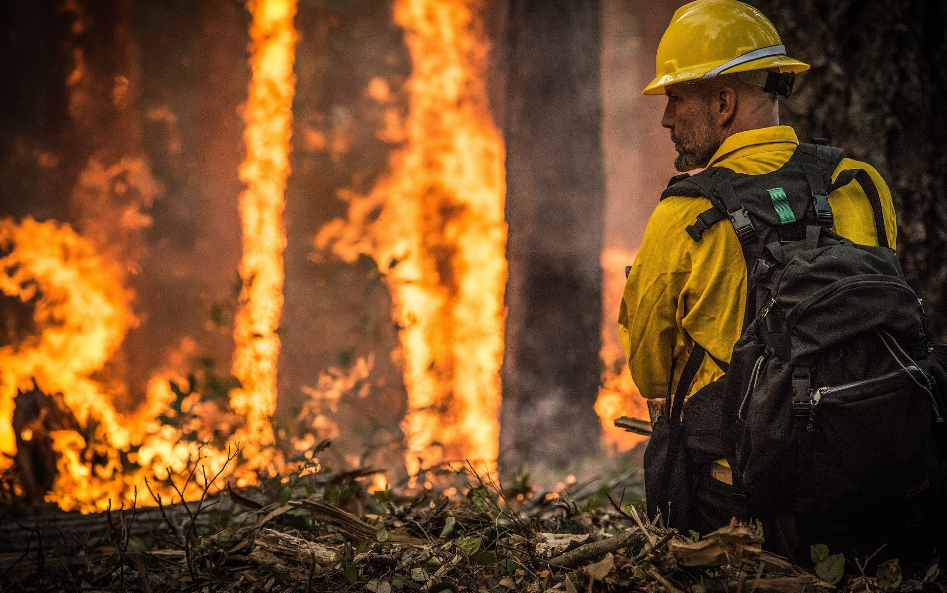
{"left": 642, "top": 55, "right": 810, "bottom": 95}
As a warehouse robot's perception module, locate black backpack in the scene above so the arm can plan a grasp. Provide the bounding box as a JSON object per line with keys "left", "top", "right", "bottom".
{"left": 648, "top": 140, "right": 947, "bottom": 555}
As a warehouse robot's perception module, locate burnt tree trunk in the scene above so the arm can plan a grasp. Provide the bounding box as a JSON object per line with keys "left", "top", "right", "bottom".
{"left": 12, "top": 386, "right": 80, "bottom": 507}
{"left": 752, "top": 0, "right": 947, "bottom": 341}
{"left": 499, "top": 0, "right": 605, "bottom": 471}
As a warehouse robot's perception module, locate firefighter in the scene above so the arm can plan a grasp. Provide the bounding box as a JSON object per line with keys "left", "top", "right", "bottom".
{"left": 618, "top": 0, "right": 897, "bottom": 539}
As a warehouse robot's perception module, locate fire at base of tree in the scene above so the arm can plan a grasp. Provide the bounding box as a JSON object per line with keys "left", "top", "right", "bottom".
{"left": 1, "top": 451, "right": 943, "bottom": 592}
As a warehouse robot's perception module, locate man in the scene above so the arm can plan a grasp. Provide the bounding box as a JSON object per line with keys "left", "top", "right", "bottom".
{"left": 618, "top": 0, "right": 897, "bottom": 537}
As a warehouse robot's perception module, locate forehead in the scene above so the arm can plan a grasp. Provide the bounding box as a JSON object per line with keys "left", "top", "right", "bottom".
{"left": 665, "top": 81, "right": 705, "bottom": 98}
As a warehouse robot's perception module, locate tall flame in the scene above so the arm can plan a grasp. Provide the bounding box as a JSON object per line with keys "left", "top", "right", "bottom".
{"left": 317, "top": 0, "right": 506, "bottom": 476}
{"left": 230, "top": 0, "right": 299, "bottom": 469}
{"left": 595, "top": 247, "right": 648, "bottom": 452}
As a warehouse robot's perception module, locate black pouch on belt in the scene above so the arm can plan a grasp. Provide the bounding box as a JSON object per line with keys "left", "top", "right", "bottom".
{"left": 644, "top": 344, "right": 724, "bottom": 529}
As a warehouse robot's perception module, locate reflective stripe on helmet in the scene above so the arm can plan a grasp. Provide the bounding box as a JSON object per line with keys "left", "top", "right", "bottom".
{"left": 701, "top": 44, "right": 787, "bottom": 79}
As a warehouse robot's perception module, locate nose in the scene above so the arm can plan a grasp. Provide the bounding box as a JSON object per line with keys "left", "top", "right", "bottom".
{"left": 662, "top": 98, "right": 674, "bottom": 129}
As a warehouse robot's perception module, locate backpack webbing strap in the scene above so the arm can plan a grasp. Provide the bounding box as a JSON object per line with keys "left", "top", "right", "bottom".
{"left": 685, "top": 207, "right": 728, "bottom": 241}
{"left": 796, "top": 143, "right": 846, "bottom": 227}
{"left": 667, "top": 343, "right": 707, "bottom": 423}
{"left": 662, "top": 171, "right": 733, "bottom": 242}
{"left": 666, "top": 172, "right": 692, "bottom": 188}
{"left": 802, "top": 164, "right": 834, "bottom": 226}
{"left": 661, "top": 181, "right": 705, "bottom": 201}
{"left": 829, "top": 168, "right": 891, "bottom": 249}
{"left": 708, "top": 351, "right": 729, "bottom": 373}
{"left": 665, "top": 170, "right": 759, "bottom": 245}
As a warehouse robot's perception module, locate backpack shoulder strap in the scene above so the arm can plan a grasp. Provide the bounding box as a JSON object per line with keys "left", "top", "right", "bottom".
{"left": 661, "top": 168, "right": 744, "bottom": 242}
{"left": 792, "top": 142, "right": 846, "bottom": 227}
{"left": 666, "top": 342, "right": 707, "bottom": 423}
{"left": 828, "top": 168, "right": 891, "bottom": 249}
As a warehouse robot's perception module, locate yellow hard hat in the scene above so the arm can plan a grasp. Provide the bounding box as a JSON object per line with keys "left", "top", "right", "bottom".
{"left": 643, "top": 0, "right": 809, "bottom": 95}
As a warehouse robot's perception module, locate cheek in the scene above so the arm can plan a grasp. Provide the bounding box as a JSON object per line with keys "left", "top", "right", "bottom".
{"left": 673, "top": 112, "right": 694, "bottom": 136}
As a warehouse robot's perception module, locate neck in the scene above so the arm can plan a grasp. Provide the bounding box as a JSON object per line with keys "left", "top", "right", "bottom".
{"left": 725, "top": 93, "right": 779, "bottom": 138}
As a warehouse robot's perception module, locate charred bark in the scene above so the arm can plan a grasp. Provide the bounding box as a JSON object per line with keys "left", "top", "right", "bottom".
{"left": 752, "top": 0, "right": 947, "bottom": 341}
{"left": 12, "top": 385, "right": 80, "bottom": 507}
{"left": 499, "top": 0, "right": 606, "bottom": 471}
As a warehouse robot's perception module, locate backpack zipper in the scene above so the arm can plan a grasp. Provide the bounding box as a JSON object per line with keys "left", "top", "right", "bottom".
{"left": 806, "top": 365, "right": 940, "bottom": 428}
{"left": 787, "top": 278, "right": 916, "bottom": 328}
{"left": 737, "top": 353, "right": 767, "bottom": 420}
{"left": 810, "top": 366, "right": 921, "bottom": 402}
{"left": 759, "top": 297, "right": 776, "bottom": 320}
{"left": 808, "top": 388, "right": 824, "bottom": 430}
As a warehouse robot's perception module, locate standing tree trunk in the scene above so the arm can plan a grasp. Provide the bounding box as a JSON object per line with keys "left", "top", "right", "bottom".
{"left": 499, "top": 0, "right": 606, "bottom": 472}
{"left": 753, "top": 0, "right": 947, "bottom": 341}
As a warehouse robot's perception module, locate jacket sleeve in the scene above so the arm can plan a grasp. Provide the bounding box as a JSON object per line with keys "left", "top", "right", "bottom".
{"left": 619, "top": 196, "right": 747, "bottom": 400}
{"left": 830, "top": 159, "right": 898, "bottom": 249}
{"left": 618, "top": 198, "right": 688, "bottom": 400}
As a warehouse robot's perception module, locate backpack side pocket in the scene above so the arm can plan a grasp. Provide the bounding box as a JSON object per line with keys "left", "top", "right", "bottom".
{"left": 643, "top": 414, "right": 691, "bottom": 529}
{"left": 799, "top": 365, "right": 939, "bottom": 515}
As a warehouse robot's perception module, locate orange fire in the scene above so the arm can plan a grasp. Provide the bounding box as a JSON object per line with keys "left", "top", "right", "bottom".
{"left": 595, "top": 247, "right": 649, "bottom": 452}
{"left": 0, "top": 218, "right": 239, "bottom": 511}
{"left": 316, "top": 0, "right": 506, "bottom": 476}
{"left": 230, "top": 0, "right": 299, "bottom": 473}
{"left": 0, "top": 218, "right": 131, "bottom": 477}
{"left": 0, "top": 0, "right": 303, "bottom": 511}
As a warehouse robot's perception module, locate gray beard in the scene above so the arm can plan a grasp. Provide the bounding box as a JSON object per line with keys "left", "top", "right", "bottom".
{"left": 670, "top": 114, "right": 723, "bottom": 172}
{"left": 673, "top": 140, "right": 718, "bottom": 172}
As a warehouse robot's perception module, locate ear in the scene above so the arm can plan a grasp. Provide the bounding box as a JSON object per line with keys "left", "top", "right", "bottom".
{"left": 715, "top": 86, "right": 738, "bottom": 125}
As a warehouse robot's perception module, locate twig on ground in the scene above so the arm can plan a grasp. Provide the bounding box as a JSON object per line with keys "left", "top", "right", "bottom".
{"left": 547, "top": 529, "right": 643, "bottom": 569}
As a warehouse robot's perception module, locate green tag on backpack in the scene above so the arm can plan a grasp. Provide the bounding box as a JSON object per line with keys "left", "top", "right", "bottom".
{"left": 767, "top": 187, "right": 795, "bottom": 224}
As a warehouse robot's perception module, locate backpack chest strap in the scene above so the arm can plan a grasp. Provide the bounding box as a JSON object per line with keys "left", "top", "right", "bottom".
{"left": 686, "top": 207, "right": 728, "bottom": 241}
{"left": 664, "top": 171, "right": 756, "bottom": 244}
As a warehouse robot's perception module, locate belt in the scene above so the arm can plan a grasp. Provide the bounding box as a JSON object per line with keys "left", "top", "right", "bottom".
{"left": 711, "top": 461, "right": 734, "bottom": 485}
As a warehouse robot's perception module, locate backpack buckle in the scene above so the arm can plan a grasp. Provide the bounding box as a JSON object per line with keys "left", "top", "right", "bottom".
{"left": 729, "top": 207, "right": 756, "bottom": 244}
{"left": 791, "top": 399, "right": 811, "bottom": 419}
{"left": 812, "top": 193, "right": 833, "bottom": 226}
{"left": 751, "top": 258, "right": 774, "bottom": 279}
{"left": 791, "top": 369, "right": 811, "bottom": 419}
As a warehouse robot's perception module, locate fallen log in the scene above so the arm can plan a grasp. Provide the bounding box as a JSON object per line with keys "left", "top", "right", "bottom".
{"left": 0, "top": 495, "right": 247, "bottom": 554}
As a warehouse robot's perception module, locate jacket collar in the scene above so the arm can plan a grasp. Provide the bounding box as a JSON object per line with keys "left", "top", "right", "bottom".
{"left": 706, "top": 126, "right": 799, "bottom": 168}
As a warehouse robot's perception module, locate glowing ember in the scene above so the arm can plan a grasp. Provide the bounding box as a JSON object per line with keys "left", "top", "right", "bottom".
{"left": 595, "top": 247, "right": 648, "bottom": 452}
{"left": 230, "top": 0, "right": 299, "bottom": 470}
{"left": 316, "top": 0, "right": 506, "bottom": 476}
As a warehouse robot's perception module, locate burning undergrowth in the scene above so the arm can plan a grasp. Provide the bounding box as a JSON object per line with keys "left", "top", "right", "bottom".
{"left": 0, "top": 350, "right": 380, "bottom": 514}
{"left": 2, "top": 453, "right": 942, "bottom": 593}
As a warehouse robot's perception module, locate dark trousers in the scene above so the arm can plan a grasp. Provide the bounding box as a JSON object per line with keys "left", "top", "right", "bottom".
{"left": 692, "top": 463, "right": 942, "bottom": 569}
{"left": 691, "top": 463, "right": 748, "bottom": 535}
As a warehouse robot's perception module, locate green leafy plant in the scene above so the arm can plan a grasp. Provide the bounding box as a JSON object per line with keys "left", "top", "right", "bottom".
{"left": 811, "top": 543, "right": 845, "bottom": 585}
{"left": 876, "top": 558, "right": 902, "bottom": 592}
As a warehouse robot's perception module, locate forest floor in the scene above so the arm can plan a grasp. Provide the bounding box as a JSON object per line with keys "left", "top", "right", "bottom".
{"left": 0, "top": 449, "right": 944, "bottom": 592}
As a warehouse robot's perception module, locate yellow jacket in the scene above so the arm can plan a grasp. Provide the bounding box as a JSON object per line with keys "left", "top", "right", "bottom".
{"left": 619, "top": 126, "right": 897, "bottom": 400}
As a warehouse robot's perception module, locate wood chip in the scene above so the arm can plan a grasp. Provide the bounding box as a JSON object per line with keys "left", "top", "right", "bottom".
{"left": 289, "top": 499, "right": 378, "bottom": 541}
{"left": 251, "top": 527, "right": 337, "bottom": 565}
{"left": 668, "top": 519, "right": 764, "bottom": 567}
